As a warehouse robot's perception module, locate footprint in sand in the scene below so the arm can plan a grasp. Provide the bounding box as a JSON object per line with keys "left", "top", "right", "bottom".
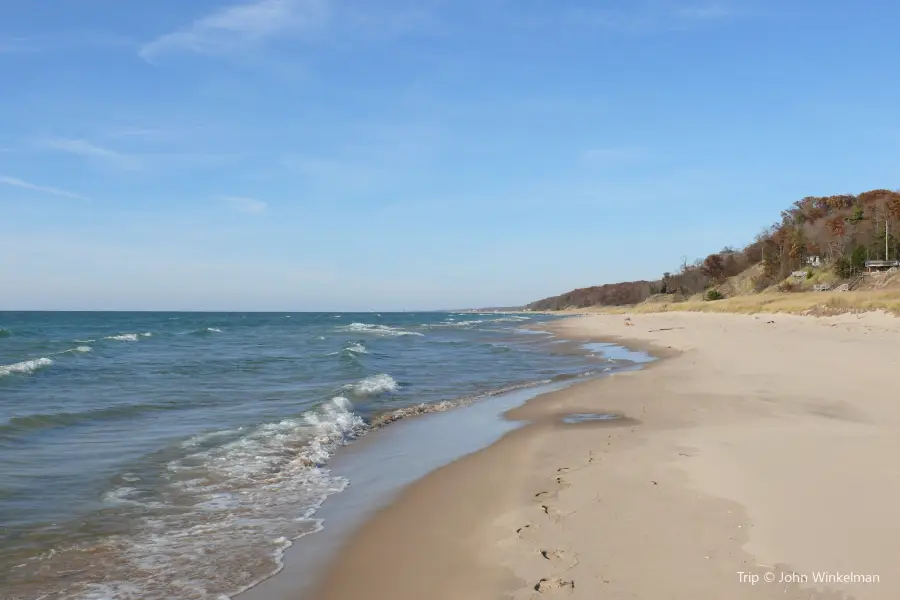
{"left": 540, "top": 549, "right": 579, "bottom": 569}
{"left": 540, "top": 504, "right": 563, "bottom": 521}
{"left": 555, "top": 476, "right": 571, "bottom": 489}
{"left": 556, "top": 467, "right": 570, "bottom": 474}
{"left": 534, "top": 491, "right": 553, "bottom": 501}
{"left": 534, "top": 577, "right": 575, "bottom": 593}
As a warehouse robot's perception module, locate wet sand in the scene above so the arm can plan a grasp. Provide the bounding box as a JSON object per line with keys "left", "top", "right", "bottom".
{"left": 301, "top": 311, "right": 900, "bottom": 600}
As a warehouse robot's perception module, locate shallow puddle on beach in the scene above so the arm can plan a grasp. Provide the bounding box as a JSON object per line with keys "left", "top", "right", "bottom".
{"left": 238, "top": 343, "right": 653, "bottom": 600}
{"left": 583, "top": 342, "right": 657, "bottom": 364}
{"left": 562, "top": 412, "right": 622, "bottom": 424}
{"left": 237, "top": 378, "right": 575, "bottom": 599}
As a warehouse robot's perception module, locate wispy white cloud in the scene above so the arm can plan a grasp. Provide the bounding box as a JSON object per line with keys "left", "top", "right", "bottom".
{"left": 0, "top": 175, "right": 86, "bottom": 199}
{"left": 516, "top": 1, "right": 745, "bottom": 33}
{"left": 0, "top": 36, "right": 42, "bottom": 54}
{"left": 1, "top": 33, "right": 136, "bottom": 55}
{"left": 224, "top": 196, "right": 268, "bottom": 213}
{"left": 109, "top": 127, "right": 164, "bottom": 138}
{"left": 44, "top": 138, "right": 140, "bottom": 170}
{"left": 139, "top": 0, "right": 330, "bottom": 62}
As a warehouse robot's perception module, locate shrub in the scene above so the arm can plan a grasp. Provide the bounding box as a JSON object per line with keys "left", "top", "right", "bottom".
{"left": 834, "top": 257, "right": 853, "bottom": 279}
{"left": 851, "top": 245, "right": 867, "bottom": 271}
{"left": 806, "top": 268, "right": 814, "bottom": 279}
{"left": 777, "top": 280, "right": 797, "bottom": 293}
{"left": 706, "top": 289, "right": 724, "bottom": 301}
{"left": 751, "top": 274, "right": 774, "bottom": 292}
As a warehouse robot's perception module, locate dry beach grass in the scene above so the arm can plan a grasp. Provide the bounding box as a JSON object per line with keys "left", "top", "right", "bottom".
{"left": 571, "top": 289, "right": 900, "bottom": 317}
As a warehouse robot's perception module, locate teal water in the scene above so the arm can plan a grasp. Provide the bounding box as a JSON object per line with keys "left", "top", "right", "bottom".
{"left": 0, "top": 312, "right": 617, "bottom": 599}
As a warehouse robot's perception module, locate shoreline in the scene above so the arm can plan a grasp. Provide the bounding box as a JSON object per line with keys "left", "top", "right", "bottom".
{"left": 298, "top": 311, "right": 900, "bottom": 600}
{"left": 237, "top": 337, "right": 647, "bottom": 600}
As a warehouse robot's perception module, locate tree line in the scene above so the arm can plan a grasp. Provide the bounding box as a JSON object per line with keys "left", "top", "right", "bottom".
{"left": 527, "top": 188, "right": 900, "bottom": 310}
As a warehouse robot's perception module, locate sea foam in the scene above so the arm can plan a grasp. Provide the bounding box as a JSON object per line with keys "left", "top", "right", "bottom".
{"left": 0, "top": 357, "right": 53, "bottom": 378}
{"left": 106, "top": 334, "right": 139, "bottom": 342}
{"left": 338, "top": 323, "right": 424, "bottom": 337}
{"left": 348, "top": 374, "right": 399, "bottom": 396}
{"left": 105, "top": 332, "right": 152, "bottom": 342}
{"left": 189, "top": 327, "right": 223, "bottom": 335}
{"left": 47, "top": 397, "right": 369, "bottom": 600}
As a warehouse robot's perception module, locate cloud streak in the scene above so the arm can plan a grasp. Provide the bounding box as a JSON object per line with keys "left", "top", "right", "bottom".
{"left": 139, "top": 0, "right": 329, "bottom": 62}
{"left": 0, "top": 36, "right": 42, "bottom": 54}
{"left": 0, "top": 175, "right": 86, "bottom": 199}
{"left": 224, "top": 196, "right": 268, "bottom": 213}
{"left": 520, "top": 1, "right": 743, "bottom": 33}
{"left": 45, "top": 138, "right": 140, "bottom": 170}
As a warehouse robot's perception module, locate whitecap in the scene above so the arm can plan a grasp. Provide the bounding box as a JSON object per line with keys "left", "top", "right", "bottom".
{"left": 106, "top": 333, "right": 139, "bottom": 342}
{"left": 52, "top": 346, "right": 93, "bottom": 356}
{"left": 338, "top": 322, "right": 424, "bottom": 337}
{"left": 347, "top": 374, "right": 399, "bottom": 396}
{"left": 0, "top": 357, "right": 53, "bottom": 378}
{"left": 77, "top": 397, "right": 368, "bottom": 599}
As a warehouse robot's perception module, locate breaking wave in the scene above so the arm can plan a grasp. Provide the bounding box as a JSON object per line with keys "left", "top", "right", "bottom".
{"left": 338, "top": 323, "right": 424, "bottom": 337}
{"left": 423, "top": 315, "right": 534, "bottom": 330}
{"left": 0, "top": 328, "right": 11, "bottom": 338}
{"left": 347, "top": 374, "right": 399, "bottom": 396}
{"left": 18, "top": 397, "right": 368, "bottom": 600}
{"left": 56, "top": 346, "right": 92, "bottom": 355}
{"left": 106, "top": 334, "right": 138, "bottom": 342}
{"left": 0, "top": 357, "right": 53, "bottom": 378}
{"left": 368, "top": 379, "right": 554, "bottom": 429}
{"left": 329, "top": 343, "right": 370, "bottom": 358}
{"left": 105, "top": 332, "right": 151, "bottom": 342}
{"left": 189, "top": 327, "right": 223, "bottom": 335}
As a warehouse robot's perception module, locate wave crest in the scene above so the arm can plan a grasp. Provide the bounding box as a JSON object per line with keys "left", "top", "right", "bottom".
{"left": 0, "top": 357, "right": 52, "bottom": 378}
{"left": 106, "top": 333, "right": 139, "bottom": 342}
{"left": 44, "top": 396, "right": 370, "bottom": 600}
{"left": 347, "top": 374, "right": 398, "bottom": 396}
{"left": 338, "top": 323, "right": 423, "bottom": 337}
{"left": 105, "top": 332, "right": 152, "bottom": 342}
{"left": 0, "top": 400, "right": 184, "bottom": 440}
{"left": 187, "top": 327, "right": 223, "bottom": 335}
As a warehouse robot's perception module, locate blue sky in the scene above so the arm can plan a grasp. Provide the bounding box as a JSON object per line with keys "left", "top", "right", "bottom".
{"left": 2, "top": 0, "right": 899, "bottom": 310}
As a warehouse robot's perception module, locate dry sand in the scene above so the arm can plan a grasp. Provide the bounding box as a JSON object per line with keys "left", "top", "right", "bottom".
{"left": 305, "top": 311, "right": 900, "bottom": 600}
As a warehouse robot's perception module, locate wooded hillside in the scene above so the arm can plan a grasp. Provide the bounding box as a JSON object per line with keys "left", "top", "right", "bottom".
{"left": 527, "top": 188, "right": 900, "bottom": 311}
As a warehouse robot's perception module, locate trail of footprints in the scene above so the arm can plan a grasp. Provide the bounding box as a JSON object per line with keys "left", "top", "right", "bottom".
{"left": 518, "top": 461, "right": 593, "bottom": 595}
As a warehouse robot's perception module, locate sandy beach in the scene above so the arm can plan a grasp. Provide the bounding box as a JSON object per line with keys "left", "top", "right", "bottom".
{"left": 301, "top": 311, "right": 900, "bottom": 600}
